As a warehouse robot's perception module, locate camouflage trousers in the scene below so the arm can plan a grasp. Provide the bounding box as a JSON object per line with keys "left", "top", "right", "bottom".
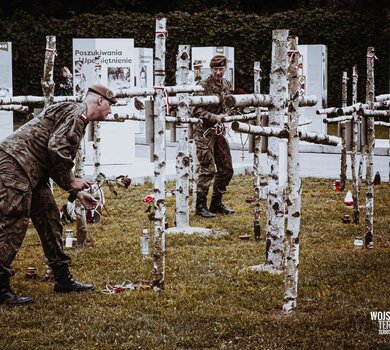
{"left": 195, "top": 134, "right": 233, "bottom": 198}
{"left": 0, "top": 150, "right": 70, "bottom": 278}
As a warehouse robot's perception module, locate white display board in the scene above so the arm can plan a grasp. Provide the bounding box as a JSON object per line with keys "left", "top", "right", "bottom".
{"left": 73, "top": 38, "right": 137, "bottom": 165}
{"left": 0, "top": 42, "right": 13, "bottom": 141}
{"left": 135, "top": 48, "right": 153, "bottom": 89}
{"left": 133, "top": 47, "right": 153, "bottom": 134}
{"left": 297, "top": 44, "right": 328, "bottom": 134}
{"left": 191, "top": 46, "right": 235, "bottom": 89}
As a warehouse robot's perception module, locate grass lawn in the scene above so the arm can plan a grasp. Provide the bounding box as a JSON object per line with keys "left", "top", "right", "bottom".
{"left": 1, "top": 175, "right": 389, "bottom": 349}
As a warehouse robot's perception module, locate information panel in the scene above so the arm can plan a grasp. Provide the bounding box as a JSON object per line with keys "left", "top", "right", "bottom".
{"left": 298, "top": 44, "right": 328, "bottom": 134}
{"left": 0, "top": 42, "right": 13, "bottom": 141}
{"left": 73, "top": 38, "right": 136, "bottom": 165}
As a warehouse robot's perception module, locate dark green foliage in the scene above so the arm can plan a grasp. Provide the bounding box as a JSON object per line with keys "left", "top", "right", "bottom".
{"left": 0, "top": 8, "right": 389, "bottom": 106}
{"left": 1, "top": 0, "right": 386, "bottom": 17}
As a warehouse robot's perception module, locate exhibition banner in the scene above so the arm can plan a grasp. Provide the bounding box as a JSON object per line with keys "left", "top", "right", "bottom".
{"left": 73, "top": 38, "right": 136, "bottom": 165}
{"left": 73, "top": 38, "right": 136, "bottom": 96}
{"left": 0, "top": 42, "right": 13, "bottom": 141}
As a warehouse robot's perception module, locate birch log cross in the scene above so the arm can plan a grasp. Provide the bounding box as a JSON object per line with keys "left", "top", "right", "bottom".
{"left": 252, "top": 61, "right": 265, "bottom": 242}
{"left": 319, "top": 50, "right": 389, "bottom": 226}
{"left": 231, "top": 32, "right": 339, "bottom": 313}
{"left": 351, "top": 65, "right": 360, "bottom": 224}
{"left": 228, "top": 31, "right": 322, "bottom": 276}
{"left": 323, "top": 47, "right": 390, "bottom": 250}
{"left": 164, "top": 45, "right": 212, "bottom": 236}
{"left": 283, "top": 36, "right": 301, "bottom": 314}
{"left": 362, "top": 47, "right": 376, "bottom": 249}
{"left": 152, "top": 17, "right": 167, "bottom": 291}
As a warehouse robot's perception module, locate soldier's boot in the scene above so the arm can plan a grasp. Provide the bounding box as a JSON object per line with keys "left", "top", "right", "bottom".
{"left": 52, "top": 265, "right": 94, "bottom": 293}
{"left": 209, "top": 193, "right": 235, "bottom": 215}
{"left": 195, "top": 194, "right": 216, "bottom": 218}
{"left": 0, "top": 274, "right": 33, "bottom": 305}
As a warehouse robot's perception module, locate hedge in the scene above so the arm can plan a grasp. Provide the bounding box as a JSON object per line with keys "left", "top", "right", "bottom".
{"left": 0, "top": 8, "right": 389, "bottom": 106}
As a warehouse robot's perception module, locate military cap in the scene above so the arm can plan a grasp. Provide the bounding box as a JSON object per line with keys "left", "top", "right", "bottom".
{"left": 87, "top": 84, "right": 117, "bottom": 104}
{"left": 209, "top": 55, "right": 227, "bottom": 68}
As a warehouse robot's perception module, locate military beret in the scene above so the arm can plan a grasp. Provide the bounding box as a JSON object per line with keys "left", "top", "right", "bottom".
{"left": 87, "top": 84, "right": 117, "bottom": 104}
{"left": 209, "top": 55, "right": 227, "bottom": 68}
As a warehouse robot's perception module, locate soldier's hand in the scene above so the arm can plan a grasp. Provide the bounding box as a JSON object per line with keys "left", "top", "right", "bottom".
{"left": 76, "top": 191, "right": 98, "bottom": 210}
{"left": 70, "top": 178, "right": 93, "bottom": 192}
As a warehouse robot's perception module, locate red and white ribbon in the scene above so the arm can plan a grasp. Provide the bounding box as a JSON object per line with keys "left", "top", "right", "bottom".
{"left": 45, "top": 48, "right": 58, "bottom": 56}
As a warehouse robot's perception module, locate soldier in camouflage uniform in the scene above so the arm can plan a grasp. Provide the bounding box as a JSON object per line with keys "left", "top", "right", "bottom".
{"left": 0, "top": 84, "right": 116, "bottom": 305}
{"left": 192, "top": 55, "right": 235, "bottom": 218}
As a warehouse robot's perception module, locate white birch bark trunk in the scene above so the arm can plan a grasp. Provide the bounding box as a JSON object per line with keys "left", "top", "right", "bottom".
{"left": 316, "top": 107, "right": 338, "bottom": 116}
{"left": 168, "top": 95, "right": 221, "bottom": 107}
{"left": 152, "top": 18, "right": 167, "bottom": 290}
{"left": 93, "top": 122, "right": 101, "bottom": 179}
{"left": 358, "top": 154, "right": 365, "bottom": 187}
{"left": 41, "top": 36, "right": 57, "bottom": 275}
{"left": 75, "top": 144, "right": 87, "bottom": 245}
{"left": 188, "top": 139, "right": 198, "bottom": 213}
{"left": 264, "top": 29, "right": 288, "bottom": 273}
{"left": 324, "top": 116, "right": 352, "bottom": 124}
{"left": 365, "top": 47, "right": 376, "bottom": 249}
{"left": 351, "top": 65, "right": 360, "bottom": 224}
{"left": 0, "top": 95, "right": 76, "bottom": 106}
{"left": 174, "top": 128, "right": 190, "bottom": 228}
{"left": 166, "top": 46, "right": 211, "bottom": 236}
{"left": 224, "top": 93, "right": 316, "bottom": 109}
{"left": 340, "top": 72, "right": 348, "bottom": 191}
{"left": 41, "top": 36, "right": 56, "bottom": 108}
{"left": 0, "top": 105, "right": 29, "bottom": 112}
{"left": 221, "top": 112, "right": 267, "bottom": 123}
{"left": 225, "top": 94, "right": 272, "bottom": 108}
{"left": 374, "top": 121, "right": 390, "bottom": 128}
{"left": 174, "top": 45, "right": 191, "bottom": 229}
{"left": 283, "top": 37, "right": 302, "bottom": 314}
{"left": 253, "top": 61, "right": 263, "bottom": 240}
{"left": 298, "top": 131, "right": 339, "bottom": 145}
{"left": 42, "top": 36, "right": 56, "bottom": 194}
{"left": 360, "top": 110, "right": 390, "bottom": 117}
{"left": 231, "top": 122, "right": 339, "bottom": 146}
{"left": 375, "top": 94, "right": 390, "bottom": 101}
{"left": 337, "top": 103, "right": 368, "bottom": 116}
{"left": 93, "top": 63, "right": 103, "bottom": 180}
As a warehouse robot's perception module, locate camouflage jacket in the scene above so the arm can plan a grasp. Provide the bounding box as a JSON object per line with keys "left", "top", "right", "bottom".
{"left": 191, "top": 76, "right": 232, "bottom": 139}
{"left": 0, "top": 102, "right": 88, "bottom": 191}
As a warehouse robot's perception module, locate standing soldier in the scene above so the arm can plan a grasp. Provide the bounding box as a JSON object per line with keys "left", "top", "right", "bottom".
{"left": 192, "top": 55, "right": 235, "bottom": 218}
{"left": 0, "top": 84, "right": 116, "bottom": 305}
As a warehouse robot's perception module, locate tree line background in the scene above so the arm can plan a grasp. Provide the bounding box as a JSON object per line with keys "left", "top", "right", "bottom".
{"left": 0, "top": 1, "right": 389, "bottom": 106}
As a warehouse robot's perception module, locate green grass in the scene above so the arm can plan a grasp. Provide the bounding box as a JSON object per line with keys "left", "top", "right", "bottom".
{"left": 1, "top": 176, "right": 389, "bottom": 349}
{"left": 327, "top": 123, "right": 389, "bottom": 139}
